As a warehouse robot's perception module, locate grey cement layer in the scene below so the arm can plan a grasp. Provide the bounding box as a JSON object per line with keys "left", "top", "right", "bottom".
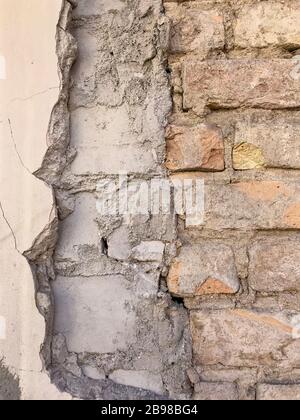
{"left": 48, "top": 0, "right": 192, "bottom": 400}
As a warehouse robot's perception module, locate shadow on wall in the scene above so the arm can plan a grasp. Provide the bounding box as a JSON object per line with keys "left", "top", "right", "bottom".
{"left": 0, "top": 359, "right": 21, "bottom": 400}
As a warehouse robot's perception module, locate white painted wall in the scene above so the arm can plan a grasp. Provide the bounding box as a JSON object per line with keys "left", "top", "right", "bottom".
{"left": 0, "top": 0, "right": 70, "bottom": 400}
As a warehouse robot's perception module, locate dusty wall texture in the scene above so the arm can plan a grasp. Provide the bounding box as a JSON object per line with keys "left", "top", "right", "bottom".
{"left": 1, "top": 0, "right": 300, "bottom": 401}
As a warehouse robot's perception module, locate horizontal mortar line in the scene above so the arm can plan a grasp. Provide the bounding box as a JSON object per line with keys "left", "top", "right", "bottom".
{"left": 204, "top": 105, "right": 300, "bottom": 113}
{"left": 185, "top": 228, "right": 300, "bottom": 233}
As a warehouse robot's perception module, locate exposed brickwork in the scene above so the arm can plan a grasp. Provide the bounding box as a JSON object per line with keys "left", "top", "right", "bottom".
{"left": 165, "top": 0, "right": 300, "bottom": 401}
{"left": 3, "top": 0, "right": 300, "bottom": 401}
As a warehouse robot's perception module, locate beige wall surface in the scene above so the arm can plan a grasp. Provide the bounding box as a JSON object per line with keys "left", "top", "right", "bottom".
{"left": 0, "top": 0, "right": 69, "bottom": 399}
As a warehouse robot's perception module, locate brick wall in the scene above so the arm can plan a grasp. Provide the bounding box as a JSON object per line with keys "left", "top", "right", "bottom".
{"left": 165, "top": 0, "right": 300, "bottom": 400}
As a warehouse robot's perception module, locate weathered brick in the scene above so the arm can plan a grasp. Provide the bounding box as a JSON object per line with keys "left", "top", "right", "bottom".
{"left": 168, "top": 243, "right": 239, "bottom": 297}
{"left": 233, "top": 117, "right": 300, "bottom": 170}
{"left": 248, "top": 238, "right": 300, "bottom": 293}
{"left": 234, "top": 1, "right": 300, "bottom": 49}
{"left": 183, "top": 60, "right": 300, "bottom": 116}
{"left": 203, "top": 180, "right": 300, "bottom": 230}
{"left": 191, "top": 310, "right": 300, "bottom": 368}
{"left": 193, "top": 382, "right": 238, "bottom": 401}
{"left": 257, "top": 384, "right": 300, "bottom": 401}
{"left": 170, "top": 174, "right": 300, "bottom": 230}
{"left": 166, "top": 123, "right": 225, "bottom": 172}
{"left": 165, "top": 3, "right": 225, "bottom": 57}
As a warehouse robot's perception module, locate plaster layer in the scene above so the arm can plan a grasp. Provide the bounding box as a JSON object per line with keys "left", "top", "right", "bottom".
{"left": 0, "top": 0, "right": 73, "bottom": 400}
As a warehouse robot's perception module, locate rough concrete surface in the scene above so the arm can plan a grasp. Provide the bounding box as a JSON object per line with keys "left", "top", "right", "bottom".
{"left": 1, "top": 0, "right": 300, "bottom": 401}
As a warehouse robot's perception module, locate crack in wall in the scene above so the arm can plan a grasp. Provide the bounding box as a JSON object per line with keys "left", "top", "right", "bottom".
{"left": 7, "top": 118, "right": 32, "bottom": 176}
{"left": 0, "top": 201, "right": 20, "bottom": 254}
{"left": 8, "top": 87, "right": 59, "bottom": 106}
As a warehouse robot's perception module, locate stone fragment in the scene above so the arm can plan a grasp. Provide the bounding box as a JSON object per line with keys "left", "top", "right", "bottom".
{"left": 56, "top": 193, "right": 100, "bottom": 261}
{"left": 165, "top": 3, "right": 225, "bottom": 57}
{"left": 257, "top": 384, "right": 300, "bottom": 401}
{"left": 284, "top": 203, "right": 300, "bottom": 229}
{"left": 183, "top": 60, "right": 300, "bottom": 116}
{"left": 108, "top": 226, "right": 131, "bottom": 261}
{"left": 52, "top": 334, "right": 68, "bottom": 365}
{"left": 131, "top": 241, "right": 165, "bottom": 262}
{"left": 186, "top": 179, "right": 300, "bottom": 230}
{"left": 65, "top": 354, "right": 82, "bottom": 377}
{"left": 233, "top": 143, "right": 265, "bottom": 170}
{"left": 193, "top": 382, "right": 238, "bottom": 401}
{"left": 167, "top": 244, "right": 239, "bottom": 297}
{"left": 191, "top": 310, "right": 299, "bottom": 368}
{"left": 234, "top": 1, "right": 300, "bottom": 49}
{"left": 109, "top": 370, "right": 164, "bottom": 395}
{"left": 166, "top": 124, "right": 225, "bottom": 172}
{"left": 233, "top": 117, "right": 300, "bottom": 170}
{"left": 248, "top": 238, "right": 300, "bottom": 292}
{"left": 53, "top": 276, "right": 136, "bottom": 353}
{"left": 82, "top": 365, "right": 106, "bottom": 381}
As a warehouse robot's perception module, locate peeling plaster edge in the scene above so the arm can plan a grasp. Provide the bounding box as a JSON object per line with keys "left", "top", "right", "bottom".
{"left": 22, "top": 0, "right": 193, "bottom": 400}
{"left": 22, "top": 0, "right": 165, "bottom": 401}
{"left": 22, "top": 0, "right": 77, "bottom": 390}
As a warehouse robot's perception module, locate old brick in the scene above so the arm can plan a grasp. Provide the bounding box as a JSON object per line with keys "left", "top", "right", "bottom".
{"left": 234, "top": 1, "right": 300, "bottom": 49}
{"left": 170, "top": 174, "right": 300, "bottom": 230}
{"left": 108, "top": 226, "right": 131, "bottom": 261}
{"left": 191, "top": 309, "right": 300, "bottom": 368}
{"left": 257, "top": 384, "right": 300, "bottom": 401}
{"left": 166, "top": 123, "right": 225, "bottom": 172}
{"left": 183, "top": 60, "right": 300, "bottom": 116}
{"left": 233, "top": 117, "right": 300, "bottom": 170}
{"left": 165, "top": 3, "right": 225, "bottom": 57}
{"left": 167, "top": 243, "right": 239, "bottom": 297}
{"left": 248, "top": 238, "right": 300, "bottom": 293}
{"left": 193, "top": 382, "right": 238, "bottom": 401}
{"left": 202, "top": 180, "right": 300, "bottom": 230}
{"left": 233, "top": 143, "right": 265, "bottom": 171}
